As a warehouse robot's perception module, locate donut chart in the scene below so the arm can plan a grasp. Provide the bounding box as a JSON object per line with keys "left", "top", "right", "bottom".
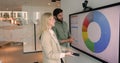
{"left": 82, "top": 11, "right": 111, "bottom": 53}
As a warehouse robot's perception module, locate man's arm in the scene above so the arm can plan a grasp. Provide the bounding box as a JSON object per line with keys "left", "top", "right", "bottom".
{"left": 60, "top": 36, "right": 74, "bottom": 43}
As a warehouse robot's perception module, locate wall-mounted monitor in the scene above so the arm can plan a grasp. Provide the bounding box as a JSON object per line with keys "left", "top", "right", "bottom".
{"left": 69, "top": 3, "right": 119, "bottom": 63}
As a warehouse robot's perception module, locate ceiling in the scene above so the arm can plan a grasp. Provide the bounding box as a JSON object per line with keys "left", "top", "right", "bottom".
{"left": 0, "top": 0, "right": 60, "bottom": 11}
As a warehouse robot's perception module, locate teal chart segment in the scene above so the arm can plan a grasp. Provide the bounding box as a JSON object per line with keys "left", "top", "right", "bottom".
{"left": 82, "top": 11, "right": 111, "bottom": 53}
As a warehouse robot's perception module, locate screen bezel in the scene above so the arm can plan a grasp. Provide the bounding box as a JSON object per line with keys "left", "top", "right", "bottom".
{"left": 69, "top": 2, "right": 120, "bottom": 63}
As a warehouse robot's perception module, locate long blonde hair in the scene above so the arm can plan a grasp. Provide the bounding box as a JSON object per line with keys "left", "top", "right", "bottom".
{"left": 39, "top": 12, "right": 52, "bottom": 37}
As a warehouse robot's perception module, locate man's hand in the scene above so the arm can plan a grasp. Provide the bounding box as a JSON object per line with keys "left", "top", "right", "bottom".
{"left": 68, "top": 37, "right": 74, "bottom": 43}
{"left": 60, "top": 37, "right": 74, "bottom": 43}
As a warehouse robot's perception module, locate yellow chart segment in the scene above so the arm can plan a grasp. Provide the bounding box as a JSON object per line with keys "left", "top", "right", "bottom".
{"left": 82, "top": 32, "right": 88, "bottom": 42}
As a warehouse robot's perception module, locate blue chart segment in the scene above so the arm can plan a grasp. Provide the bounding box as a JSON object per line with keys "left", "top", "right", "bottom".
{"left": 82, "top": 11, "right": 111, "bottom": 53}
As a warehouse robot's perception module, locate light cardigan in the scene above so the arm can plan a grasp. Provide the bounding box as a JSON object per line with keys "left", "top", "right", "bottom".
{"left": 40, "top": 29, "right": 65, "bottom": 63}
{"left": 49, "top": 29, "right": 65, "bottom": 58}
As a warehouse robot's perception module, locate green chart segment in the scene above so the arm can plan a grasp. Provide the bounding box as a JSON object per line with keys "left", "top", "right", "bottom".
{"left": 82, "top": 11, "right": 111, "bottom": 53}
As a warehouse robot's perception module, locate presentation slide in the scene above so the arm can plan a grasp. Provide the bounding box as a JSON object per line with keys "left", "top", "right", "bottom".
{"left": 70, "top": 4, "right": 119, "bottom": 63}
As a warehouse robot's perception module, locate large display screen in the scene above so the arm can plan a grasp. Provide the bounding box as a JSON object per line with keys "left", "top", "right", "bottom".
{"left": 69, "top": 3, "right": 119, "bottom": 63}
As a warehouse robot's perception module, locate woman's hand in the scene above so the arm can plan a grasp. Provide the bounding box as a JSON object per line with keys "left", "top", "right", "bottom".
{"left": 65, "top": 52, "right": 73, "bottom": 56}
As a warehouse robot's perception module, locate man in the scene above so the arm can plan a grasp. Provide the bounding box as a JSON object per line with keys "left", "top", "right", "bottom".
{"left": 52, "top": 8, "right": 74, "bottom": 52}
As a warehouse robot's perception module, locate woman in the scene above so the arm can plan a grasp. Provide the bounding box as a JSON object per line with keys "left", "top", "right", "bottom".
{"left": 39, "top": 12, "right": 73, "bottom": 63}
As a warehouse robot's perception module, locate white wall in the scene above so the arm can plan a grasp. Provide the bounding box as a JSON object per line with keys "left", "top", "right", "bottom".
{"left": 22, "top": 5, "right": 57, "bottom": 52}
{"left": 61, "top": 0, "right": 119, "bottom": 63}
{"left": 61, "top": 0, "right": 120, "bottom": 24}
{"left": 22, "top": 5, "right": 57, "bottom": 23}
{"left": 0, "top": 5, "right": 57, "bottom": 53}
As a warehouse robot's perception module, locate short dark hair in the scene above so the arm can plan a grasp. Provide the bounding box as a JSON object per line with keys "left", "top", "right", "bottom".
{"left": 53, "top": 8, "right": 63, "bottom": 16}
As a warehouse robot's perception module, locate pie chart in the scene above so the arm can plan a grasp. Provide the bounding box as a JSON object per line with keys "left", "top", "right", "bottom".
{"left": 82, "top": 11, "right": 111, "bottom": 53}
